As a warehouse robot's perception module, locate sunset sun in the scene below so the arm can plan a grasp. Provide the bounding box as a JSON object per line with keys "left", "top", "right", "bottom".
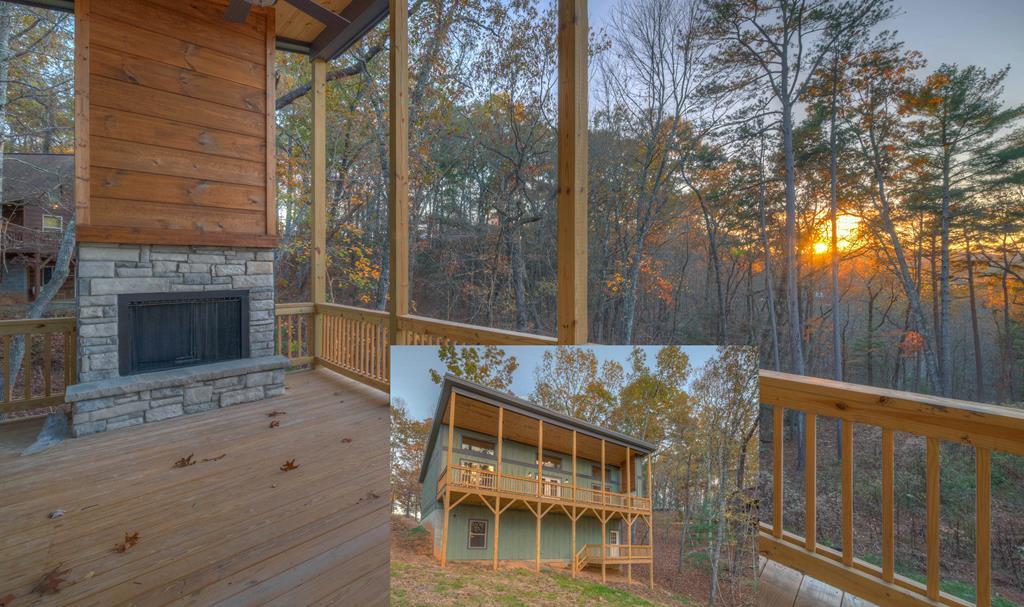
{"left": 813, "top": 214, "right": 862, "bottom": 254}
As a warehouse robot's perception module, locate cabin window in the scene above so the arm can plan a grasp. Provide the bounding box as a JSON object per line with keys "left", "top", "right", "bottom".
{"left": 461, "top": 436, "right": 495, "bottom": 455}
{"left": 461, "top": 459, "right": 494, "bottom": 472}
{"left": 537, "top": 454, "right": 561, "bottom": 469}
{"left": 42, "top": 214, "right": 63, "bottom": 232}
{"left": 468, "top": 519, "right": 488, "bottom": 549}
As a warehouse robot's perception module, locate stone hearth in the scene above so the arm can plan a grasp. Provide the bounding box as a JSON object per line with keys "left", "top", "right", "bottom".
{"left": 69, "top": 244, "right": 286, "bottom": 437}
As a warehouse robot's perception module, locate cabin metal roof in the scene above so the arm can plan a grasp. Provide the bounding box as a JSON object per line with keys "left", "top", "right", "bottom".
{"left": 417, "top": 374, "right": 657, "bottom": 483}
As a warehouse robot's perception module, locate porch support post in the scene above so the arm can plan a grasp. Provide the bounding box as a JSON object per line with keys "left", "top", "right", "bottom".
{"left": 494, "top": 406, "right": 503, "bottom": 571}
{"left": 556, "top": 0, "right": 588, "bottom": 345}
{"left": 601, "top": 439, "right": 606, "bottom": 583}
{"left": 648, "top": 454, "right": 654, "bottom": 590}
{"left": 388, "top": 0, "right": 409, "bottom": 346}
{"left": 441, "top": 390, "right": 455, "bottom": 567}
{"left": 626, "top": 447, "right": 632, "bottom": 584}
{"left": 311, "top": 58, "right": 327, "bottom": 364}
{"left": 571, "top": 429, "right": 577, "bottom": 578}
{"left": 537, "top": 419, "right": 544, "bottom": 498}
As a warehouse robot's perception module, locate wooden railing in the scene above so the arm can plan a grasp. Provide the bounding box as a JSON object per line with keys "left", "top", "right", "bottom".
{"left": 758, "top": 370, "right": 1024, "bottom": 607}
{"left": 580, "top": 544, "right": 652, "bottom": 562}
{"left": 0, "top": 317, "right": 76, "bottom": 415}
{"left": 397, "top": 315, "right": 557, "bottom": 346}
{"left": 441, "top": 464, "right": 651, "bottom": 512}
{"left": 315, "top": 303, "right": 389, "bottom": 392}
{"left": 274, "top": 303, "right": 556, "bottom": 391}
{"left": 275, "top": 303, "right": 313, "bottom": 367}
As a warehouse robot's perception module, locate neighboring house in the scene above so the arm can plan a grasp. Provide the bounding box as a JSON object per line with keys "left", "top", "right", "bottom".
{"left": 420, "top": 375, "right": 657, "bottom": 588}
{"left": 0, "top": 153, "right": 75, "bottom": 304}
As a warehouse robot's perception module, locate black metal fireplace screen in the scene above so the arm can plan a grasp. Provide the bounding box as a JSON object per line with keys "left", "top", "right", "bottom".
{"left": 118, "top": 290, "right": 250, "bottom": 376}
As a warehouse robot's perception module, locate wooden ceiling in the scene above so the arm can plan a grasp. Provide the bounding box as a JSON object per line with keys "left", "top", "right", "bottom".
{"left": 448, "top": 394, "right": 634, "bottom": 466}
{"left": 276, "top": 0, "right": 354, "bottom": 43}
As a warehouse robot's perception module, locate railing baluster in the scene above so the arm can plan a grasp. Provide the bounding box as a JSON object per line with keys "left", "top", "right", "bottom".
{"left": 977, "top": 446, "right": 991, "bottom": 607}
{"left": 926, "top": 437, "right": 940, "bottom": 600}
{"left": 882, "top": 428, "right": 895, "bottom": 583}
{"left": 772, "top": 405, "right": 783, "bottom": 537}
{"left": 23, "top": 335, "right": 33, "bottom": 401}
{"left": 805, "top": 413, "right": 816, "bottom": 551}
{"left": 841, "top": 419, "right": 853, "bottom": 566}
{"left": 43, "top": 333, "right": 53, "bottom": 397}
{"left": 2, "top": 335, "right": 10, "bottom": 404}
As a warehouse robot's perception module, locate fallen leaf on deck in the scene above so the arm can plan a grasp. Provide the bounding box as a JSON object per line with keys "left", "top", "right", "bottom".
{"left": 269, "top": 420, "right": 280, "bottom": 428}
{"left": 280, "top": 459, "right": 299, "bottom": 472}
{"left": 201, "top": 454, "right": 226, "bottom": 463}
{"left": 173, "top": 454, "right": 195, "bottom": 468}
{"left": 340, "top": 438, "right": 352, "bottom": 443}
{"left": 1, "top": 593, "right": 15, "bottom": 605}
{"left": 33, "top": 564, "right": 70, "bottom": 595}
{"left": 267, "top": 411, "right": 287, "bottom": 417}
{"left": 48, "top": 509, "right": 64, "bottom": 519}
{"left": 114, "top": 531, "right": 140, "bottom": 553}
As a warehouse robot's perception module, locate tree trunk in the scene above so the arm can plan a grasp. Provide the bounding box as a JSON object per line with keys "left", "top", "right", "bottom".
{"left": 780, "top": 95, "right": 805, "bottom": 376}
{"left": 757, "top": 164, "right": 781, "bottom": 372}
{"left": 964, "top": 231, "right": 984, "bottom": 401}
{"left": 939, "top": 157, "right": 953, "bottom": 396}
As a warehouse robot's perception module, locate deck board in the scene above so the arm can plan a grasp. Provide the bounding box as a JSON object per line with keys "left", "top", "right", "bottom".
{"left": 760, "top": 559, "right": 880, "bottom": 607}
{"left": 0, "top": 369, "right": 389, "bottom": 606}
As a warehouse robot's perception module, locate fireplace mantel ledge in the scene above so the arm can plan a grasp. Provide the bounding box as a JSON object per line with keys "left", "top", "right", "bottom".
{"left": 67, "top": 356, "right": 289, "bottom": 403}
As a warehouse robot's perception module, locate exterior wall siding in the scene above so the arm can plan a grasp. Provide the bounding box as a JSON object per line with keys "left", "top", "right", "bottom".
{"left": 440, "top": 504, "right": 619, "bottom": 562}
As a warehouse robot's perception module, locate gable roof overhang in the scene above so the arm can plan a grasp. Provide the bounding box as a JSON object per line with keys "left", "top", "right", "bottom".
{"left": 417, "top": 375, "right": 657, "bottom": 483}
{"left": 10, "top": 0, "right": 388, "bottom": 61}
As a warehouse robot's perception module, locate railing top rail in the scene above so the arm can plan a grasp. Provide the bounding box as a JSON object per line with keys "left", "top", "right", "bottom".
{"left": 275, "top": 302, "right": 314, "bottom": 316}
{"left": 398, "top": 314, "right": 557, "bottom": 346}
{"left": 316, "top": 302, "right": 388, "bottom": 322}
{"left": 0, "top": 317, "right": 75, "bottom": 336}
{"left": 760, "top": 370, "right": 1024, "bottom": 456}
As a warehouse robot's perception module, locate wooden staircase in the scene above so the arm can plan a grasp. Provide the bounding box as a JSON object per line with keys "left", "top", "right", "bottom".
{"left": 574, "top": 545, "right": 588, "bottom": 572}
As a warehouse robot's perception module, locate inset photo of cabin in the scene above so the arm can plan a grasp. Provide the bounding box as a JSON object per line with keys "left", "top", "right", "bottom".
{"left": 390, "top": 344, "right": 761, "bottom": 607}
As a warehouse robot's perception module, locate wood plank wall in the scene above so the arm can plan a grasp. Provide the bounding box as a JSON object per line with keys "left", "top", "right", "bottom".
{"left": 75, "top": 0, "right": 277, "bottom": 248}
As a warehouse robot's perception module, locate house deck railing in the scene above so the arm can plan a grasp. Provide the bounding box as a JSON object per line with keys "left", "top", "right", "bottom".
{"left": 759, "top": 370, "right": 1024, "bottom": 607}
{"left": 0, "top": 317, "right": 76, "bottom": 415}
{"left": 274, "top": 303, "right": 555, "bottom": 390}
{"left": 438, "top": 464, "right": 652, "bottom": 513}
{"left": 580, "top": 543, "right": 653, "bottom": 563}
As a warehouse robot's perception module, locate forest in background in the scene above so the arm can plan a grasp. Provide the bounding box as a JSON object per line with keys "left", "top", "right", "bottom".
{"left": 391, "top": 344, "right": 760, "bottom": 606}
{"left": 274, "top": 0, "right": 1024, "bottom": 407}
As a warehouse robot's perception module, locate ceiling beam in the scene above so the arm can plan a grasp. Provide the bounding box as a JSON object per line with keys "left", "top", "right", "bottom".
{"left": 3, "top": 0, "right": 74, "bottom": 12}
{"left": 310, "top": 0, "right": 387, "bottom": 60}
{"left": 282, "top": 0, "right": 349, "bottom": 29}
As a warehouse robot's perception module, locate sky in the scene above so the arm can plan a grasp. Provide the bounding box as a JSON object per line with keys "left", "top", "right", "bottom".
{"left": 390, "top": 345, "right": 720, "bottom": 420}
{"left": 588, "top": 0, "right": 1024, "bottom": 107}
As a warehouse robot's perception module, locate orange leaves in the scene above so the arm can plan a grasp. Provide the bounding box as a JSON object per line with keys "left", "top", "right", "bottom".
{"left": 33, "top": 564, "right": 70, "bottom": 595}
{"left": 280, "top": 459, "right": 300, "bottom": 472}
{"left": 114, "top": 531, "right": 140, "bottom": 553}
{"left": 269, "top": 420, "right": 280, "bottom": 428}
{"left": 173, "top": 454, "right": 196, "bottom": 469}
{"left": 1, "top": 593, "right": 14, "bottom": 606}
{"left": 899, "top": 331, "right": 926, "bottom": 357}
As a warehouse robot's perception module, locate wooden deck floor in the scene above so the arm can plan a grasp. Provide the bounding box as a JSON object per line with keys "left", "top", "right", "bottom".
{"left": 0, "top": 369, "right": 389, "bottom": 606}
{"left": 759, "top": 559, "right": 878, "bottom": 607}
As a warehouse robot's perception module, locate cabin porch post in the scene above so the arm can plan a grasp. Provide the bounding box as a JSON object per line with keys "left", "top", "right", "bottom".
{"left": 387, "top": 0, "right": 409, "bottom": 346}
{"left": 626, "top": 447, "right": 632, "bottom": 584}
{"left": 648, "top": 454, "right": 654, "bottom": 590}
{"left": 536, "top": 419, "right": 544, "bottom": 571}
{"left": 556, "top": 0, "right": 588, "bottom": 346}
{"left": 311, "top": 57, "right": 327, "bottom": 365}
{"left": 494, "top": 406, "right": 504, "bottom": 571}
{"left": 571, "top": 429, "right": 577, "bottom": 578}
{"left": 601, "top": 438, "right": 606, "bottom": 583}
{"left": 441, "top": 391, "right": 455, "bottom": 567}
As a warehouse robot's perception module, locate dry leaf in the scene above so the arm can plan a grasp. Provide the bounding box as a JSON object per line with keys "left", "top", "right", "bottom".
{"left": 340, "top": 438, "right": 352, "bottom": 443}
{"left": 201, "top": 454, "right": 226, "bottom": 463}
{"left": 173, "top": 454, "right": 195, "bottom": 468}
{"left": 1, "top": 593, "right": 15, "bottom": 606}
{"left": 267, "top": 411, "right": 287, "bottom": 417}
{"left": 280, "top": 459, "right": 299, "bottom": 472}
{"left": 33, "top": 564, "right": 70, "bottom": 595}
{"left": 114, "top": 531, "right": 140, "bottom": 553}
{"left": 269, "top": 420, "right": 280, "bottom": 428}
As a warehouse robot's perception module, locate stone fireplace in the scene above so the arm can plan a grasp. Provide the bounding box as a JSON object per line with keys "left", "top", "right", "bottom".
{"left": 67, "top": 244, "right": 288, "bottom": 436}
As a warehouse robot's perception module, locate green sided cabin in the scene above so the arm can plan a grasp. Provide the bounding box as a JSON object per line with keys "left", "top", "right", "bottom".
{"left": 419, "top": 375, "right": 657, "bottom": 588}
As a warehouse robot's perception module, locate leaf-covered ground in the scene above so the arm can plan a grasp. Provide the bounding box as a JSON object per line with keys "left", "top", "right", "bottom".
{"left": 390, "top": 516, "right": 692, "bottom": 607}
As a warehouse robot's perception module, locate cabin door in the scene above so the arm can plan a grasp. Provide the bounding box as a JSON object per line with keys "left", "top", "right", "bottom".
{"left": 542, "top": 476, "right": 561, "bottom": 498}
{"left": 608, "top": 530, "right": 620, "bottom": 557}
